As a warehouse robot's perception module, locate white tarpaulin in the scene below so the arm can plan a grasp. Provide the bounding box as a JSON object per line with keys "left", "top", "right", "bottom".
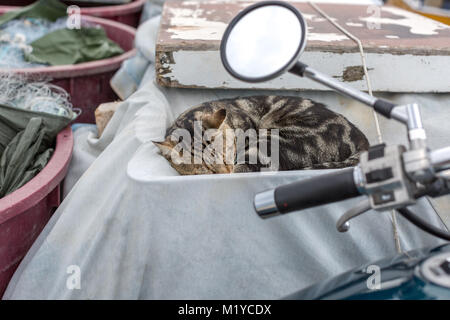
{"left": 4, "top": 13, "right": 450, "bottom": 299}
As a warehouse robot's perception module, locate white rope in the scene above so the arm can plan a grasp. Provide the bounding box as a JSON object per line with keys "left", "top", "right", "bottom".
{"left": 308, "top": 1, "right": 403, "bottom": 254}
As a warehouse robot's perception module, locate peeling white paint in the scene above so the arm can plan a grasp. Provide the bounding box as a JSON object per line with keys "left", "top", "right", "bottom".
{"left": 303, "top": 13, "right": 335, "bottom": 23}
{"left": 167, "top": 7, "right": 227, "bottom": 40}
{"left": 169, "top": 7, "right": 204, "bottom": 18}
{"left": 181, "top": 0, "right": 204, "bottom": 5}
{"left": 302, "top": 13, "right": 316, "bottom": 21}
{"left": 307, "top": 32, "right": 348, "bottom": 42}
{"left": 360, "top": 6, "right": 449, "bottom": 35}
{"left": 167, "top": 7, "right": 347, "bottom": 41}
{"left": 161, "top": 49, "right": 450, "bottom": 92}
{"left": 385, "top": 35, "right": 399, "bottom": 39}
{"left": 345, "top": 22, "right": 364, "bottom": 27}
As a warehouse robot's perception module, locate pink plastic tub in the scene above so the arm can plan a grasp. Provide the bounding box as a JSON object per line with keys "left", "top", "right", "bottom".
{"left": 0, "top": 12, "right": 137, "bottom": 123}
{"left": 0, "top": 0, "right": 146, "bottom": 27}
{"left": 0, "top": 126, "right": 73, "bottom": 298}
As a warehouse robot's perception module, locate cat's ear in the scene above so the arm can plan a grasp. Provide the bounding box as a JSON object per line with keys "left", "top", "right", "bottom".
{"left": 203, "top": 108, "right": 227, "bottom": 129}
{"left": 152, "top": 140, "right": 173, "bottom": 156}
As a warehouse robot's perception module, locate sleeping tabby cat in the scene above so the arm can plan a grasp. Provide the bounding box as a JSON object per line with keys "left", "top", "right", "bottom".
{"left": 154, "top": 96, "right": 369, "bottom": 175}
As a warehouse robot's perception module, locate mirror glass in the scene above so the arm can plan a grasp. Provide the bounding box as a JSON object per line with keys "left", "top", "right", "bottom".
{"left": 221, "top": 4, "right": 306, "bottom": 82}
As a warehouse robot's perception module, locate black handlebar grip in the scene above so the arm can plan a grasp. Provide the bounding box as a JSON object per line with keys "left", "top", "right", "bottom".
{"left": 373, "top": 99, "right": 396, "bottom": 118}
{"left": 254, "top": 168, "right": 360, "bottom": 218}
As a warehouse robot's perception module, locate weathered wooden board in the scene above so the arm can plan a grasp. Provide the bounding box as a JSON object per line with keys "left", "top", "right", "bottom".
{"left": 156, "top": 0, "right": 450, "bottom": 92}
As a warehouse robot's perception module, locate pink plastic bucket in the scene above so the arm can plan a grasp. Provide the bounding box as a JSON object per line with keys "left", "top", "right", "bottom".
{"left": 0, "top": 0, "right": 146, "bottom": 27}
{"left": 0, "top": 12, "right": 137, "bottom": 123}
{"left": 0, "top": 126, "right": 73, "bottom": 298}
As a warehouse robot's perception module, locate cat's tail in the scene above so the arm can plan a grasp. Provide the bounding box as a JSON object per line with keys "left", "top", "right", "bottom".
{"left": 304, "top": 151, "right": 362, "bottom": 170}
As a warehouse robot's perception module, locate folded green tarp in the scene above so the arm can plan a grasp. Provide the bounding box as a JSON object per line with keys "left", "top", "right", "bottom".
{"left": 0, "top": 118, "right": 52, "bottom": 197}
{"left": 0, "top": 0, "right": 67, "bottom": 27}
{"left": 0, "top": 0, "right": 124, "bottom": 66}
{"left": 25, "top": 27, "right": 124, "bottom": 66}
{"left": 0, "top": 104, "right": 74, "bottom": 197}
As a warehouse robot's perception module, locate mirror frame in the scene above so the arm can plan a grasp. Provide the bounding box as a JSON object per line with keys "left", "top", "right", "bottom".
{"left": 220, "top": 0, "right": 307, "bottom": 83}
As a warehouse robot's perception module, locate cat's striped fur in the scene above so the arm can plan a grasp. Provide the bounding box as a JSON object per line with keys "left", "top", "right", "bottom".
{"left": 154, "top": 96, "right": 369, "bottom": 175}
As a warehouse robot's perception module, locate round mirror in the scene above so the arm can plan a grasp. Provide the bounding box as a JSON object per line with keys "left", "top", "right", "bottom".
{"left": 220, "top": 1, "right": 307, "bottom": 83}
